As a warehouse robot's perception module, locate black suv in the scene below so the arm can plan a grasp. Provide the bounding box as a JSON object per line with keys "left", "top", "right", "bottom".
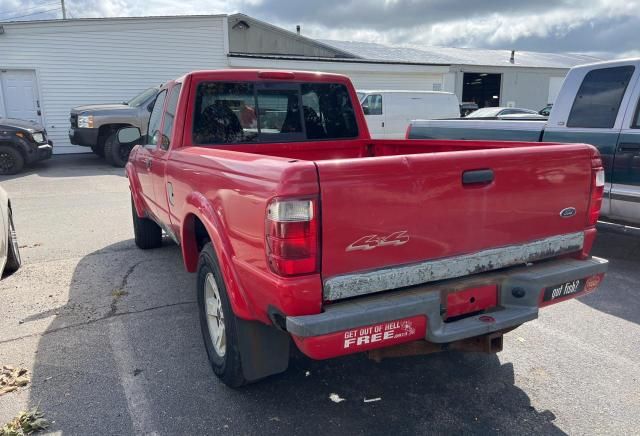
{"left": 0, "top": 118, "right": 53, "bottom": 175}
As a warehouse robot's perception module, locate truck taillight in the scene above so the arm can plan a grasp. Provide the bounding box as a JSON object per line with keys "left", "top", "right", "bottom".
{"left": 266, "top": 198, "right": 319, "bottom": 276}
{"left": 588, "top": 167, "right": 605, "bottom": 226}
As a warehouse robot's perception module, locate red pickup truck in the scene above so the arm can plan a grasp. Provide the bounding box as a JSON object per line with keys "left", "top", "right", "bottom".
{"left": 122, "top": 70, "right": 608, "bottom": 387}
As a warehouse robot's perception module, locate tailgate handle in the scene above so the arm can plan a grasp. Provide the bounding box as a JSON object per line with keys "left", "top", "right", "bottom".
{"left": 462, "top": 169, "right": 494, "bottom": 186}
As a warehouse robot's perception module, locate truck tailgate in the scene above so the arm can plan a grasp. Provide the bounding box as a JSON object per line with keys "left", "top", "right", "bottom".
{"left": 316, "top": 144, "right": 594, "bottom": 299}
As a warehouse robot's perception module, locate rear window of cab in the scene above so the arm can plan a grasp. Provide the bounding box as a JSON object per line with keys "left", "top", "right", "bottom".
{"left": 192, "top": 82, "right": 359, "bottom": 144}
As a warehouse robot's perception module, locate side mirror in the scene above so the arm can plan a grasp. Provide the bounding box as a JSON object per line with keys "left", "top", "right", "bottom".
{"left": 117, "top": 126, "right": 142, "bottom": 144}
{"left": 362, "top": 105, "right": 370, "bottom": 115}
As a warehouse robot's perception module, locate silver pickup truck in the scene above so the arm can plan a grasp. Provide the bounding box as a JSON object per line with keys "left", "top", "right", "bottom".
{"left": 408, "top": 58, "right": 640, "bottom": 226}
{"left": 69, "top": 87, "right": 159, "bottom": 167}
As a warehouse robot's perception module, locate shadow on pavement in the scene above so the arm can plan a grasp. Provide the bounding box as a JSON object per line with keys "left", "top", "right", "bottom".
{"left": 581, "top": 230, "right": 640, "bottom": 325}
{"left": 27, "top": 240, "right": 565, "bottom": 435}
{"left": 0, "top": 154, "right": 124, "bottom": 182}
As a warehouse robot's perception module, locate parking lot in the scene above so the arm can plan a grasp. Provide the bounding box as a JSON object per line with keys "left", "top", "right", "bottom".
{"left": 0, "top": 154, "right": 638, "bottom": 435}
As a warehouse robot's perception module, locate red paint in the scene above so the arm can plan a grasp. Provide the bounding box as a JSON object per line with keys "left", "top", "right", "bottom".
{"left": 446, "top": 285, "right": 498, "bottom": 318}
{"left": 126, "top": 69, "right": 604, "bottom": 353}
{"left": 292, "top": 316, "right": 427, "bottom": 360}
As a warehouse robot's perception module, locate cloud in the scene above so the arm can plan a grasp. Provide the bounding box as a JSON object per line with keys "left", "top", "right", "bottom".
{"left": 2, "top": 0, "right": 638, "bottom": 56}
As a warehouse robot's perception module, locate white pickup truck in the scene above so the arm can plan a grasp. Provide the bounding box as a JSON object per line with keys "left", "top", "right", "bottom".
{"left": 408, "top": 58, "right": 640, "bottom": 226}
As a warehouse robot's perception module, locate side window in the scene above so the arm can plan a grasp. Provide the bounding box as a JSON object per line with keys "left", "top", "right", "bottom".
{"left": 363, "top": 94, "right": 382, "bottom": 115}
{"left": 147, "top": 90, "right": 167, "bottom": 147}
{"left": 567, "top": 66, "right": 635, "bottom": 128}
{"left": 633, "top": 98, "right": 640, "bottom": 128}
{"left": 160, "top": 84, "right": 182, "bottom": 150}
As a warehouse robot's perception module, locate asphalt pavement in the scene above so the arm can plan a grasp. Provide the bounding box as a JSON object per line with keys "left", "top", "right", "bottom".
{"left": 0, "top": 154, "right": 638, "bottom": 435}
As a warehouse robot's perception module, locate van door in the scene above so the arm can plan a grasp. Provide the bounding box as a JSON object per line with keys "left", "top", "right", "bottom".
{"left": 362, "top": 94, "right": 385, "bottom": 138}
{"left": 0, "top": 70, "right": 42, "bottom": 124}
{"left": 611, "top": 76, "right": 640, "bottom": 223}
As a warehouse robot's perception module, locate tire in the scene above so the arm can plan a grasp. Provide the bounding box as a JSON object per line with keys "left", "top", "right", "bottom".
{"left": 0, "top": 146, "right": 25, "bottom": 175}
{"left": 4, "top": 207, "right": 21, "bottom": 274}
{"left": 131, "top": 197, "right": 162, "bottom": 249}
{"left": 197, "top": 243, "right": 246, "bottom": 388}
{"left": 104, "top": 132, "right": 132, "bottom": 168}
{"left": 91, "top": 138, "right": 105, "bottom": 157}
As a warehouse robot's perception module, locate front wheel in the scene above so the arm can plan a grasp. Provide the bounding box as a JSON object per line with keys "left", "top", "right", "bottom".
{"left": 104, "top": 133, "right": 132, "bottom": 168}
{"left": 0, "top": 146, "right": 25, "bottom": 175}
{"left": 4, "top": 207, "right": 21, "bottom": 274}
{"left": 197, "top": 243, "right": 246, "bottom": 388}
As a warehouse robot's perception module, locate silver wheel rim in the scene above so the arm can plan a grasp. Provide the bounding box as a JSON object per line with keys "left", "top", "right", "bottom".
{"left": 205, "top": 272, "right": 226, "bottom": 357}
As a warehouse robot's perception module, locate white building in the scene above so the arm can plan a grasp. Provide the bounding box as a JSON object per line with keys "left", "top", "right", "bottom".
{"left": 0, "top": 13, "right": 599, "bottom": 153}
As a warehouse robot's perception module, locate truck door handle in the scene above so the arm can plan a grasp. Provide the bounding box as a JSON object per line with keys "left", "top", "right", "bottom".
{"left": 462, "top": 169, "right": 494, "bottom": 186}
{"left": 618, "top": 142, "right": 640, "bottom": 151}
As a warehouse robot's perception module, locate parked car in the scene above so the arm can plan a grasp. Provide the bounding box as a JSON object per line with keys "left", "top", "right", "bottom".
{"left": 407, "top": 58, "right": 640, "bottom": 226}
{"left": 358, "top": 90, "right": 460, "bottom": 138}
{"left": 69, "top": 86, "right": 159, "bottom": 167}
{"left": 465, "top": 107, "right": 540, "bottom": 118}
{"left": 539, "top": 104, "right": 553, "bottom": 116}
{"left": 123, "top": 69, "right": 607, "bottom": 387}
{"left": 0, "top": 118, "right": 53, "bottom": 175}
{"left": 0, "top": 186, "right": 21, "bottom": 276}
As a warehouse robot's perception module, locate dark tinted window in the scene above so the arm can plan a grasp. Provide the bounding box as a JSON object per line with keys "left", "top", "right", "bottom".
{"left": 362, "top": 94, "right": 382, "bottom": 115}
{"left": 147, "top": 90, "right": 167, "bottom": 147}
{"left": 567, "top": 66, "right": 635, "bottom": 128}
{"left": 192, "top": 82, "right": 358, "bottom": 144}
{"left": 633, "top": 97, "right": 640, "bottom": 128}
{"left": 257, "top": 88, "right": 304, "bottom": 140}
{"left": 160, "top": 84, "right": 182, "bottom": 150}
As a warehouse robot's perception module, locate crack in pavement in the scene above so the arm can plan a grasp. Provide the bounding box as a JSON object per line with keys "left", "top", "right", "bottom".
{"left": 109, "top": 260, "right": 144, "bottom": 317}
{"left": 0, "top": 300, "right": 196, "bottom": 346}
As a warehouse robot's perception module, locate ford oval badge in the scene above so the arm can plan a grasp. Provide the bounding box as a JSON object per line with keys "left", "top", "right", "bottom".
{"left": 560, "top": 207, "right": 577, "bottom": 218}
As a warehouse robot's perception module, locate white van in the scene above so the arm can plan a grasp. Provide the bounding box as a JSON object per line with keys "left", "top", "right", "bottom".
{"left": 357, "top": 90, "right": 460, "bottom": 138}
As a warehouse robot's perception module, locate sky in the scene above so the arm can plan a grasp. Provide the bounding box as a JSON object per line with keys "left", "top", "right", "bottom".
{"left": 1, "top": 0, "right": 638, "bottom": 58}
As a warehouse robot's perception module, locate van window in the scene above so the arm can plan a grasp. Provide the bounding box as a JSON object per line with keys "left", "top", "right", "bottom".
{"left": 567, "top": 66, "right": 635, "bottom": 128}
{"left": 363, "top": 94, "right": 382, "bottom": 115}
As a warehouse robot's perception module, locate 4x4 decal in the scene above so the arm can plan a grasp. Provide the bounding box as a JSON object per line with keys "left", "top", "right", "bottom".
{"left": 346, "top": 231, "right": 410, "bottom": 252}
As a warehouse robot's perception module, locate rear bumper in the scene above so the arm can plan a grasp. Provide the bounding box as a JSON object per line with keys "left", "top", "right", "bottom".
{"left": 68, "top": 127, "right": 98, "bottom": 146}
{"left": 287, "top": 256, "right": 608, "bottom": 360}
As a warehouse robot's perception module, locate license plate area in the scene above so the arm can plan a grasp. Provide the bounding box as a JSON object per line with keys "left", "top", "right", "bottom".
{"left": 445, "top": 284, "right": 498, "bottom": 319}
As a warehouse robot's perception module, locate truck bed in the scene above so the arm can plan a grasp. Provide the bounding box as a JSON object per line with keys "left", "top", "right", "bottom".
{"left": 184, "top": 138, "right": 597, "bottom": 300}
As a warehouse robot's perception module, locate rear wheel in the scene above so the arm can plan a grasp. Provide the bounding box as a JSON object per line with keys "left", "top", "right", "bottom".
{"left": 4, "top": 207, "right": 21, "bottom": 274}
{"left": 0, "top": 146, "right": 24, "bottom": 175}
{"left": 104, "top": 133, "right": 132, "bottom": 168}
{"left": 131, "top": 196, "right": 162, "bottom": 249}
{"left": 197, "top": 243, "right": 246, "bottom": 388}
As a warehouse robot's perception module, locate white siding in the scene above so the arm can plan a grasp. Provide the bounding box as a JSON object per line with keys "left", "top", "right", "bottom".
{"left": 228, "top": 56, "right": 447, "bottom": 93}
{"left": 0, "top": 16, "right": 228, "bottom": 153}
{"left": 345, "top": 72, "right": 442, "bottom": 91}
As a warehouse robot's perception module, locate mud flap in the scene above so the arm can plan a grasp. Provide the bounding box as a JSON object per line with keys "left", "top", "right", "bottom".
{"left": 236, "top": 318, "right": 290, "bottom": 382}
